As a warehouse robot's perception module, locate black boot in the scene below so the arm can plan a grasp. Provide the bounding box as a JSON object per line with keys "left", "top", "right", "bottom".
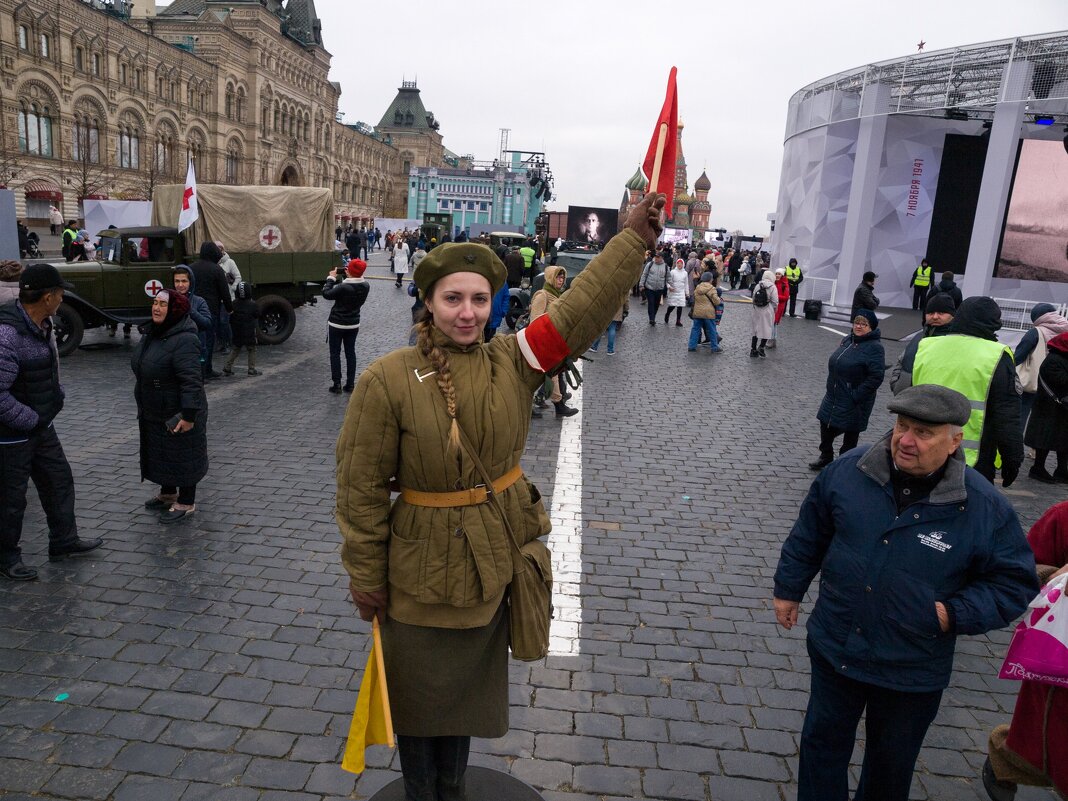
{"left": 809, "top": 456, "right": 833, "bottom": 471}
{"left": 328, "top": 383, "right": 341, "bottom": 394}
{"left": 554, "top": 401, "right": 579, "bottom": 417}
{"left": 982, "top": 757, "right": 1017, "bottom": 801}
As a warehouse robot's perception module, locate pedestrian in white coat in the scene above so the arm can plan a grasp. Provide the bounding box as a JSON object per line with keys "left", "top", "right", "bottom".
{"left": 750, "top": 269, "right": 778, "bottom": 358}
{"left": 393, "top": 240, "right": 410, "bottom": 288}
{"left": 663, "top": 259, "right": 689, "bottom": 327}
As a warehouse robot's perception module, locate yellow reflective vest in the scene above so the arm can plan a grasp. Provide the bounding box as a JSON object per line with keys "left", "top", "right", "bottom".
{"left": 913, "top": 265, "right": 932, "bottom": 287}
{"left": 785, "top": 265, "right": 802, "bottom": 283}
{"left": 912, "top": 335, "right": 1012, "bottom": 466}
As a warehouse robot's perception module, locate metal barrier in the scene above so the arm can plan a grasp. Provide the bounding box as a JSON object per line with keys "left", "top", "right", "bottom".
{"left": 798, "top": 277, "right": 837, "bottom": 303}
{"left": 993, "top": 298, "right": 1068, "bottom": 331}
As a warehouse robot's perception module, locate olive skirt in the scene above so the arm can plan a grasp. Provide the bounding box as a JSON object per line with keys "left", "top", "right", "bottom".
{"left": 379, "top": 602, "right": 509, "bottom": 738}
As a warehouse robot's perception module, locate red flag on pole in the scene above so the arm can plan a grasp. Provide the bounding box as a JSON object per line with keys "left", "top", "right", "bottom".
{"left": 642, "top": 67, "right": 679, "bottom": 210}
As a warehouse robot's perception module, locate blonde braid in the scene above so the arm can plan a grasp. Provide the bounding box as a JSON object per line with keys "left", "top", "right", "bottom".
{"left": 415, "top": 314, "right": 461, "bottom": 451}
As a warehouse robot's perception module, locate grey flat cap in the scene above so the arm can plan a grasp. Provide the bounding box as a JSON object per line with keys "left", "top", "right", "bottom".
{"left": 887, "top": 384, "right": 971, "bottom": 427}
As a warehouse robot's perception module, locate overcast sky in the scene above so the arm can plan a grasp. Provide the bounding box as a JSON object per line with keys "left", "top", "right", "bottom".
{"left": 168, "top": 1, "right": 1066, "bottom": 233}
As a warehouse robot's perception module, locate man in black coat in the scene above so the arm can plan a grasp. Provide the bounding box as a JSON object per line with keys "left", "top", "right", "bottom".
{"left": 503, "top": 247, "right": 526, "bottom": 289}
{"left": 925, "top": 270, "right": 963, "bottom": 309}
{"left": 0, "top": 265, "right": 102, "bottom": 580}
{"left": 850, "top": 271, "right": 880, "bottom": 320}
{"left": 345, "top": 227, "right": 360, "bottom": 257}
{"left": 189, "top": 242, "right": 233, "bottom": 379}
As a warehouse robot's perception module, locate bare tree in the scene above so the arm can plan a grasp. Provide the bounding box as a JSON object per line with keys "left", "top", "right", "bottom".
{"left": 60, "top": 125, "right": 111, "bottom": 218}
{"left": 125, "top": 148, "right": 169, "bottom": 201}
{"left": 0, "top": 127, "right": 23, "bottom": 188}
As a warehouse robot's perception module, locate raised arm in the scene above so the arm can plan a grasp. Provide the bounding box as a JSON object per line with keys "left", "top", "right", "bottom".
{"left": 516, "top": 194, "right": 665, "bottom": 374}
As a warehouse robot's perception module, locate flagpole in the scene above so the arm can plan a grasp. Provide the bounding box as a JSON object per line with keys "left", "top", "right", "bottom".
{"left": 372, "top": 617, "right": 395, "bottom": 748}
{"left": 647, "top": 121, "right": 669, "bottom": 204}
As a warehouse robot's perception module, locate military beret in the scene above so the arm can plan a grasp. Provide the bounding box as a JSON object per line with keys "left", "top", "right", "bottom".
{"left": 413, "top": 243, "right": 507, "bottom": 296}
{"left": 887, "top": 384, "right": 971, "bottom": 427}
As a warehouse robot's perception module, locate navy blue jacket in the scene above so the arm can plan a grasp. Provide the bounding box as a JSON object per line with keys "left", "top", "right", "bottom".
{"left": 774, "top": 435, "right": 1038, "bottom": 692}
{"left": 816, "top": 329, "right": 885, "bottom": 432}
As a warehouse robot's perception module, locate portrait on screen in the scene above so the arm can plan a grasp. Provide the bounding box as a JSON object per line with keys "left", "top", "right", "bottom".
{"left": 566, "top": 206, "right": 618, "bottom": 245}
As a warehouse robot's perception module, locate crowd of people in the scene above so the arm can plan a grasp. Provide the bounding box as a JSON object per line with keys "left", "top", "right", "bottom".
{"left": 2, "top": 198, "right": 1067, "bottom": 801}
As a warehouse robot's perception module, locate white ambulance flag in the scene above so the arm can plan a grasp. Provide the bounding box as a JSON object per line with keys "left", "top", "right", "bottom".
{"left": 177, "top": 160, "right": 199, "bottom": 233}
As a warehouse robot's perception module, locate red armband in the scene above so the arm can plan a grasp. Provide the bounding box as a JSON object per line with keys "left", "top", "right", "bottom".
{"left": 517, "top": 315, "right": 570, "bottom": 373}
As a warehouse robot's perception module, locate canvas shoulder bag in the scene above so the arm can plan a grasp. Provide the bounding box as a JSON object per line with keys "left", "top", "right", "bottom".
{"left": 453, "top": 426, "right": 553, "bottom": 661}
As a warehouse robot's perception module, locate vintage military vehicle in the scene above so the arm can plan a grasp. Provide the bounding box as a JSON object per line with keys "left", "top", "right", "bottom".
{"left": 52, "top": 185, "right": 335, "bottom": 356}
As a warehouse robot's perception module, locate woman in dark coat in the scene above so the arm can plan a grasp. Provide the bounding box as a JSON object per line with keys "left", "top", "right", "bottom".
{"left": 132, "top": 289, "right": 208, "bottom": 523}
{"left": 1024, "top": 332, "right": 1068, "bottom": 483}
{"left": 810, "top": 308, "right": 885, "bottom": 470}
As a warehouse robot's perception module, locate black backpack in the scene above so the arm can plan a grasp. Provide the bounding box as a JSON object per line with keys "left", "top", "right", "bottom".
{"left": 752, "top": 284, "right": 769, "bottom": 308}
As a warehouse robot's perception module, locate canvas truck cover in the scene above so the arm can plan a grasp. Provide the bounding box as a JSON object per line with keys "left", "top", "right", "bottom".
{"left": 152, "top": 184, "right": 334, "bottom": 254}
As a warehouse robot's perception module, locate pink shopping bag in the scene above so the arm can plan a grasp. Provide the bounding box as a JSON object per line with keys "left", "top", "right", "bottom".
{"left": 998, "top": 573, "right": 1068, "bottom": 688}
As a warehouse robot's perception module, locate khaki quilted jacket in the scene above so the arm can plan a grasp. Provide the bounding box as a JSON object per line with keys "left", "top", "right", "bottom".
{"left": 337, "top": 228, "right": 646, "bottom": 628}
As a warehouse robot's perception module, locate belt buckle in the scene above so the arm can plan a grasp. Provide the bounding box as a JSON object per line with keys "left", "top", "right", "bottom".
{"left": 473, "top": 483, "right": 492, "bottom": 503}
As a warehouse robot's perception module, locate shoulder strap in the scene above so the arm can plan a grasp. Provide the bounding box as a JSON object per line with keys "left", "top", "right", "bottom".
{"left": 452, "top": 423, "right": 526, "bottom": 570}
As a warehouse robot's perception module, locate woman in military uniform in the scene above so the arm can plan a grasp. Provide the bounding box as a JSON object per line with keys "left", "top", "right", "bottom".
{"left": 336, "top": 192, "right": 665, "bottom": 800}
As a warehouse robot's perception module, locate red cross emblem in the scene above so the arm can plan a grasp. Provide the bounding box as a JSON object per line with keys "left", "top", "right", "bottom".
{"left": 182, "top": 186, "right": 195, "bottom": 210}
{"left": 144, "top": 279, "right": 164, "bottom": 298}
{"left": 259, "top": 225, "right": 282, "bottom": 250}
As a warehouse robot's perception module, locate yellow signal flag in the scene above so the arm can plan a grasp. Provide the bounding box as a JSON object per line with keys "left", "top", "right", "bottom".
{"left": 341, "top": 617, "right": 395, "bottom": 774}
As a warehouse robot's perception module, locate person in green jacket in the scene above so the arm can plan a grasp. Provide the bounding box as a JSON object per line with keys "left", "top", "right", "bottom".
{"left": 336, "top": 192, "right": 666, "bottom": 800}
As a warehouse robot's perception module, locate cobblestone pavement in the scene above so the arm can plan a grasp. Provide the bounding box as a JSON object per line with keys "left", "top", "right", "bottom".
{"left": 1, "top": 250, "right": 1064, "bottom": 801}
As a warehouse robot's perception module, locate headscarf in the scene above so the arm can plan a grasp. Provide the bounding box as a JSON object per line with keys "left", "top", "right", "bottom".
{"left": 198, "top": 241, "right": 223, "bottom": 264}
{"left": 542, "top": 265, "right": 566, "bottom": 298}
{"left": 152, "top": 289, "right": 190, "bottom": 337}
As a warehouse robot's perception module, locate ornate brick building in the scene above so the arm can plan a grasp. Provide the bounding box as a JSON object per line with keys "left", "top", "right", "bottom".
{"left": 1, "top": 0, "right": 422, "bottom": 227}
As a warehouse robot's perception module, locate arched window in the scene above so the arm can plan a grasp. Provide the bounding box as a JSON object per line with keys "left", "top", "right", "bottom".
{"left": 38, "top": 33, "right": 50, "bottom": 58}
{"left": 187, "top": 131, "right": 204, "bottom": 167}
{"left": 74, "top": 46, "right": 84, "bottom": 71}
{"left": 236, "top": 88, "right": 246, "bottom": 122}
{"left": 225, "top": 140, "right": 241, "bottom": 184}
{"left": 17, "top": 25, "right": 28, "bottom": 50}
{"left": 92, "top": 53, "right": 101, "bottom": 77}
{"left": 17, "top": 100, "right": 53, "bottom": 157}
{"left": 72, "top": 113, "right": 100, "bottom": 163}
{"left": 155, "top": 126, "right": 177, "bottom": 176}
{"left": 117, "top": 113, "right": 141, "bottom": 169}
{"left": 225, "top": 84, "right": 234, "bottom": 119}
{"left": 120, "top": 63, "right": 127, "bottom": 85}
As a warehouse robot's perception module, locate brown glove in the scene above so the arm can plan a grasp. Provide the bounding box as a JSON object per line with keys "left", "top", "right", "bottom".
{"left": 350, "top": 587, "right": 388, "bottom": 623}
{"left": 624, "top": 192, "right": 667, "bottom": 249}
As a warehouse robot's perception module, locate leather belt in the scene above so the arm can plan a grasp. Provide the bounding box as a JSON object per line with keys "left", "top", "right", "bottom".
{"left": 399, "top": 465, "right": 524, "bottom": 508}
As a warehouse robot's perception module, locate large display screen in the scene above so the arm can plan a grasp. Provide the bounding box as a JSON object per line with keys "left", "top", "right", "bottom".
{"left": 996, "top": 139, "right": 1068, "bottom": 283}
{"left": 566, "top": 206, "right": 618, "bottom": 245}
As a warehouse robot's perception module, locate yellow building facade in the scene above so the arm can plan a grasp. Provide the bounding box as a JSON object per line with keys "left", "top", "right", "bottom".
{"left": 2, "top": 0, "right": 412, "bottom": 228}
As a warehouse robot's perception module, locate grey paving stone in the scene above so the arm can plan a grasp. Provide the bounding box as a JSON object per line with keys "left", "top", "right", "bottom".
{"left": 235, "top": 730, "right": 296, "bottom": 757}
{"left": 305, "top": 762, "right": 357, "bottom": 795}
{"left": 0, "top": 757, "right": 59, "bottom": 792}
{"left": 158, "top": 720, "right": 241, "bottom": 750}
{"left": 101, "top": 711, "right": 169, "bottom": 742}
{"left": 112, "top": 741, "right": 186, "bottom": 776}
{"left": 41, "top": 765, "right": 125, "bottom": 800}
{"left": 212, "top": 675, "right": 273, "bottom": 703}
{"left": 171, "top": 750, "right": 251, "bottom": 784}
{"left": 242, "top": 756, "right": 313, "bottom": 790}
{"left": 206, "top": 699, "right": 269, "bottom": 728}
{"left": 572, "top": 764, "right": 641, "bottom": 796}
{"left": 112, "top": 774, "right": 188, "bottom": 801}
{"left": 642, "top": 768, "right": 707, "bottom": 801}
{"left": 49, "top": 734, "right": 125, "bottom": 768}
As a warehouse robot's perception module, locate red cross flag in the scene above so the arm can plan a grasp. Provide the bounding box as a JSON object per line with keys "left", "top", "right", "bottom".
{"left": 642, "top": 67, "right": 679, "bottom": 211}
{"left": 177, "top": 160, "right": 199, "bottom": 233}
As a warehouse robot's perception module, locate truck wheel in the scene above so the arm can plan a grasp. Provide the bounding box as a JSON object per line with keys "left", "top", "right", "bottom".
{"left": 256, "top": 295, "right": 296, "bottom": 345}
{"left": 53, "top": 303, "right": 85, "bottom": 357}
{"left": 506, "top": 297, "right": 523, "bottom": 330}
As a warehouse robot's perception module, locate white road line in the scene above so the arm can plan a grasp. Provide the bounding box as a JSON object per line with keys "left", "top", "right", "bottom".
{"left": 819, "top": 324, "right": 849, "bottom": 335}
{"left": 546, "top": 367, "right": 583, "bottom": 656}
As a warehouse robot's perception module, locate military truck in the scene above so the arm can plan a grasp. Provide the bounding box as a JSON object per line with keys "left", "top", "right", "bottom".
{"left": 52, "top": 185, "right": 335, "bottom": 356}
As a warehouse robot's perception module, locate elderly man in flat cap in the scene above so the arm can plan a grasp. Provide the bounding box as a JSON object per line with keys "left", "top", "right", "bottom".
{"left": 773, "top": 384, "right": 1038, "bottom": 801}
